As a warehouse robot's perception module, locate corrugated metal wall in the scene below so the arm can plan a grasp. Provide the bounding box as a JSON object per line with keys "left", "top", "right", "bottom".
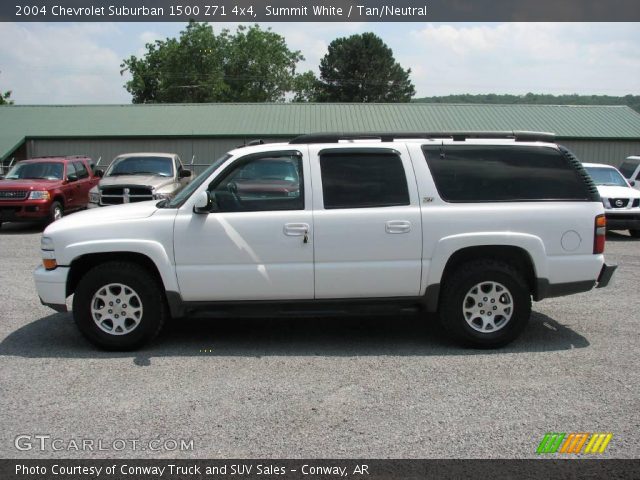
{"left": 29, "top": 137, "right": 288, "bottom": 174}
{"left": 29, "top": 137, "right": 640, "bottom": 172}
{"left": 557, "top": 140, "right": 640, "bottom": 167}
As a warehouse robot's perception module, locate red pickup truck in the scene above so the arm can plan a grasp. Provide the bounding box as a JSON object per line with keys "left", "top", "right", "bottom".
{"left": 0, "top": 156, "right": 99, "bottom": 227}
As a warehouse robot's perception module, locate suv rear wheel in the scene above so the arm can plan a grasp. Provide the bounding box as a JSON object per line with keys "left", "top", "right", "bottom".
{"left": 438, "top": 259, "right": 531, "bottom": 348}
{"left": 72, "top": 261, "right": 167, "bottom": 350}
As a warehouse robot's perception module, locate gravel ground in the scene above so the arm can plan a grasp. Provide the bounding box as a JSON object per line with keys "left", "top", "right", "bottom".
{"left": 0, "top": 221, "right": 638, "bottom": 459}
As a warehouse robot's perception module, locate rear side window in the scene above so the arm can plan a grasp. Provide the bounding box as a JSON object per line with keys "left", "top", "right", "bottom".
{"left": 619, "top": 159, "right": 639, "bottom": 179}
{"left": 320, "top": 150, "right": 410, "bottom": 209}
{"left": 423, "top": 145, "right": 592, "bottom": 202}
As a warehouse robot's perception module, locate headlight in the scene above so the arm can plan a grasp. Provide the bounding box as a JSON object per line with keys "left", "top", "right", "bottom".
{"left": 41, "top": 236, "right": 54, "bottom": 251}
{"left": 29, "top": 191, "right": 50, "bottom": 200}
{"left": 89, "top": 192, "right": 100, "bottom": 203}
{"left": 153, "top": 192, "right": 172, "bottom": 200}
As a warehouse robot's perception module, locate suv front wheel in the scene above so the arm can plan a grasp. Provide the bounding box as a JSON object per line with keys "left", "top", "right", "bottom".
{"left": 438, "top": 259, "right": 531, "bottom": 348}
{"left": 72, "top": 261, "right": 167, "bottom": 350}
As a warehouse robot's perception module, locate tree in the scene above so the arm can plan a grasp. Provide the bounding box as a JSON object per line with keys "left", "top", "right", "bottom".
{"left": 0, "top": 71, "right": 13, "bottom": 105}
{"left": 291, "top": 71, "right": 319, "bottom": 102}
{"left": 121, "top": 22, "right": 305, "bottom": 103}
{"left": 316, "top": 32, "right": 415, "bottom": 102}
{"left": 0, "top": 90, "right": 12, "bottom": 105}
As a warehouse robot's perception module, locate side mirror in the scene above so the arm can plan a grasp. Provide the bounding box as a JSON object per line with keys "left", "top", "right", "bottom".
{"left": 179, "top": 169, "right": 192, "bottom": 179}
{"left": 630, "top": 180, "right": 636, "bottom": 187}
{"left": 67, "top": 173, "right": 78, "bottom": 182}
{"left": 95, "top": 169, "right": 104, "bottom": 178}
{"left": 193, "top": 190, "right": 215, "bottom": 214}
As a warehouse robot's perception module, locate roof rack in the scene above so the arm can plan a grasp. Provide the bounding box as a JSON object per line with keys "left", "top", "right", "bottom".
{"left": 235, "top": 139, "right": 265, "bottom": 148}
{"left": 289, "top": 131, "right": 556, "bottom": 144}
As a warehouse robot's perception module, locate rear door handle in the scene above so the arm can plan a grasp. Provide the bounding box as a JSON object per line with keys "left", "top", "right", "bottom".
{"left": 385, "top": 220, "right": 411, "bottom": 234}
{"left": 284, "top": 223, "right": 309, "bottom": 236}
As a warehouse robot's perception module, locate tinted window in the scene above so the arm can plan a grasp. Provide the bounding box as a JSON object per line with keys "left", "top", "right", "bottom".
{"left": 320, "top": 151, "right": 410, "bottom": 209}
{"left": 619, "top": 159, "right": 639, "bottom": 179}
{"left": 423, "top": 145, "right": 590, "bottom": 202}
{"left": 73, "top": 161, "right": 89, "bottom": 179}
{"left": 209, "top": 153, "right": 303, "bottom": 212}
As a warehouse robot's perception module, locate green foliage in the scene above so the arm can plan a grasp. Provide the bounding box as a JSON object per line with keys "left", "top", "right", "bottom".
{"left": 0, "top": 90, "right": 12, "bottom": 105}
{"left": 291, "top": 71, "right": 319, "bottom": 103}
{"left": 315, "top": 32, "right": 415, "bottom": 102}
{"left": 413, "top": 93, "right": 640, "bottom": 113}
{"left": 122, "top": 22, "right": 305, "bottom": 103}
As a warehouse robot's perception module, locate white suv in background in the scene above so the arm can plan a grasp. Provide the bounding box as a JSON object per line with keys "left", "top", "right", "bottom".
{"left": 583, "top": 163, "right": 640, "bottom": 238}
{"left": 34, "top": 132, "right": 616, "bottom": 350}
{"left": 619, "top": 156, "right": 640, "bottom": 191}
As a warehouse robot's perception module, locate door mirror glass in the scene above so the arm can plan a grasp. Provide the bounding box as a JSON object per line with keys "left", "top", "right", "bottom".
{"left": 67, "top": 173, "right": 78, "bottom": 182}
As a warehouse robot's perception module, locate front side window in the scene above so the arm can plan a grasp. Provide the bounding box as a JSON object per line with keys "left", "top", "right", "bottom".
{"left": 319, "top": 150, "right": 410, "bottom": 209}
{"left": 423, "top": 145, "right": 591, "bottom": 202}
{"left": 5, "top": 162, "right": 64, "bottom": 180}
{"left": 73, "top": 161, "right": 89, "bottom": 179}
{"left": 209, "top": 153, "right": 303, "bottom": 212}
{"left": 106, "top": 156, "right": 174, "bottom": 177}
{"left": 66, "top": 161, "right": 77, "bottom": 180}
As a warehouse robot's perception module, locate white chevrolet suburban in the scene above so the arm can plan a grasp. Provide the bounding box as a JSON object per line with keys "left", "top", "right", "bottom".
{"left": 34, "top": 132, "right": 617, "bottom": 350}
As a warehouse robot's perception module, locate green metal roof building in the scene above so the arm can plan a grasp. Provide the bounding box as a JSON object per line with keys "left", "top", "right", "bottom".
{"left": 1, "top": 103, "right": 639, "bottom": 172}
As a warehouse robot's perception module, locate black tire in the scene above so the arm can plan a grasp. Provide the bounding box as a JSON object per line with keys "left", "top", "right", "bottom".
{"left": 438, "top": 259, "right": 532, "bottom": 348}
{"left": 72, "top": 261, "right": 167, "bottom": 350}
{"left": 48, "top": 201, "right": 64, "bottom": 224}
{"left": 629, "top": 229, "right": 640, "bottom": 238}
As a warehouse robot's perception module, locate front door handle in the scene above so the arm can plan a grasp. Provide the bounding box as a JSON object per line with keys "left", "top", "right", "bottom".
{"left": 385, "top": 220, "right": 411, "bottom": 234}
{"left": 284, "top": 223, "right": 309, "bottom": 236}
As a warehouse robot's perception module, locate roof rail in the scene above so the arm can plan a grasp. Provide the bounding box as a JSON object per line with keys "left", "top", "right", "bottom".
{"left": 289, "top": 131, "right": 556, "bottom": 144}
{"left": 235, "top": 139, "right": 265, "bottom": 148}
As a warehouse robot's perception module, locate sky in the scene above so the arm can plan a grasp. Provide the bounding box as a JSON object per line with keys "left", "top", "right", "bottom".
{"left": 0, "top": 22, "right": 638, "bottom": 104}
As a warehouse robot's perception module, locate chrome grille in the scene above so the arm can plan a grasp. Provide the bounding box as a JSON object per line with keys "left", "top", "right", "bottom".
{"left": 0, "top": 190, "right": 28, "bottom": 200}
{"left": 100, "top": 186, "right": 153, "bottom": 205}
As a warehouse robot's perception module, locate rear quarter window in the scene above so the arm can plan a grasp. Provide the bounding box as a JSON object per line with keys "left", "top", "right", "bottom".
{"left": 423, "top": 145, "right": 594, "bottom": 202}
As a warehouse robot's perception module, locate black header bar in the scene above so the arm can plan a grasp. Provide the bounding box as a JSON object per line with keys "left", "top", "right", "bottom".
{"left": 3, "top": 0, "right": 640, "bottom": 22}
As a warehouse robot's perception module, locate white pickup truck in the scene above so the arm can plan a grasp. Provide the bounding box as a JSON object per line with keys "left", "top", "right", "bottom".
{"left": 34, "top": 132, "right": 616, "bottom": 350}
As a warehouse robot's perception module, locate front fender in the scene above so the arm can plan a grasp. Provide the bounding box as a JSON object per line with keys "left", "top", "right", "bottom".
{"left": 62, "top": 239, "right": 179, "bottom": 293}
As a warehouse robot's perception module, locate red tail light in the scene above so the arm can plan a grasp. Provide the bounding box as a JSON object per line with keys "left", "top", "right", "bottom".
{"left": 594, "top": 214, "right": 606, "bottom": 254}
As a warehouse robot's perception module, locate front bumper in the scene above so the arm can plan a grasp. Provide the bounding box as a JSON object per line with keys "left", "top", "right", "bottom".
{"left": 596, "top": 263, "right": 617, "bottom": 288}
{"left": 605, "top": 212, "right": 640, "bottom": 230}
{"left": 34, "top": 265, "right": 70, "bottom": 312}
{"left": 0, "top": 199, "right": 52, "bottom": 221}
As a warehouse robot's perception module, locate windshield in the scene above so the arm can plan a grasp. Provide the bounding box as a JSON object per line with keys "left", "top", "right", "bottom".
{"left": 619, "top": 160, "right": 639, "bottom": 179}
{"left": 164, "top": 153, "right": 232, "bottom": 208}
{"left": 106, "top": 156, "right": 174, "bottom": 177}
{"left": 5, "top": 162, "right": 64, "bottom": 180}
{"left": 585, "top": 166, "right": 629, "bottom": 187}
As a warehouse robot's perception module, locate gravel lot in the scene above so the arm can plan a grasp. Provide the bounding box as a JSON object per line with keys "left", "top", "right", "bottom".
{"left": 0, "top": 221, "right": 638, "bottom": 459}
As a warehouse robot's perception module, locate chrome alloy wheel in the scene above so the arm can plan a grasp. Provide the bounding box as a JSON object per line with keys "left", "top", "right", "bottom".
{"left": 90, "top": 283, "right": 143, "bottom": 335}
{"left": 462, "top": 281, "right": 513, "bottom": 333}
